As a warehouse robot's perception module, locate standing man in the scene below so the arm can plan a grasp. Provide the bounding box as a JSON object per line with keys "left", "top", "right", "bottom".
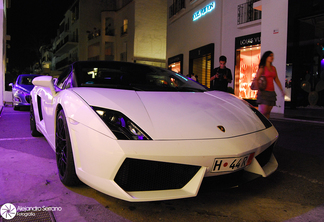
{"left": 210, "top": 55, "right": 232, "bottom": 92}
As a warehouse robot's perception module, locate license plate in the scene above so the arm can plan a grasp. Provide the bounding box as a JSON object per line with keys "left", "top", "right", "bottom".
{"left": 211, "top": 153, "right": 255, "bottom": 172}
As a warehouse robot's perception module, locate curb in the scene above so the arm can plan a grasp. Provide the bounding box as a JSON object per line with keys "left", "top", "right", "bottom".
{"left": 0, "top": 105, "right": 3, "bottom": 117}
{"left": 270, "top": 116, "right": 324, "bottom": 125}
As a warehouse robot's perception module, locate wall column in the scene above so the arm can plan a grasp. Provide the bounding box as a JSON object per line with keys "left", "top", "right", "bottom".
{"left": 259, "top": 0, "right": 289, "bottom": 114}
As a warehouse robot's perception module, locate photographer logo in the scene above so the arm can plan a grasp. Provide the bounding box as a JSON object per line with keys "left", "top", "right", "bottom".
{"left": 1, "top": 203, "right": 17, "bottom": 219}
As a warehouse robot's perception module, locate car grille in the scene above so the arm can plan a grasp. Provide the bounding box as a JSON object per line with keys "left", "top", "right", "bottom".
{"left": 114, "top": 158, "right": 201, "bottom": 192}
{"left": 256, "top": 142, "right": 275, "bottom": 167}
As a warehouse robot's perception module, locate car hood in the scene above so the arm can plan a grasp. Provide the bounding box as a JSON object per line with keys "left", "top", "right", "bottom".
{"left": 16, "top": 84, "right": 34, "bottom": 93}
{"left": 72, "top": 88, "right": 266, "bottom": 140}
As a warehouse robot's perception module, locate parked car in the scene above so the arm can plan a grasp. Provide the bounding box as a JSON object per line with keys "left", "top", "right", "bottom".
{"left": 9, "top": 74, "right": 41, "bottom": 110}
{"left": 30, "top": 61, "right": 278, "bottom": 202}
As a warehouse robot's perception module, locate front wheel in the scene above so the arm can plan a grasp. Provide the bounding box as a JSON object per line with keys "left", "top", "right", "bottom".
{"left": 56, "top": 109, "right": 81, "bottom": 186}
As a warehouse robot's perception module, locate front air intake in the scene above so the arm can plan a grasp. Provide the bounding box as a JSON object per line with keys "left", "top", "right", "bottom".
{"left": 114, "top": 158, "right": 200, "bottom": 192}
{"left": 256, "top": 142, "right": 276, "bottom": 167}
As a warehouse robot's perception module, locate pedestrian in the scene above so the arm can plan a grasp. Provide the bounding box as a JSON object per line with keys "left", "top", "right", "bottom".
{"left": 190, "top": 73, "right": 197, "bottom": 81}
{"left": 255, "top": 51, "right": 285, "bottom": 119}
{"left": 210, "top": 55, "right": 232, "bottom": 92}
{"left": 195, "top": 75, "right": 199, "bottom": 83}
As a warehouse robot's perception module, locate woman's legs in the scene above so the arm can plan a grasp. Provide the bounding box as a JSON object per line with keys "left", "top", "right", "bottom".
{"left": 259, "top": 104, "right": 273, "bottom": 119}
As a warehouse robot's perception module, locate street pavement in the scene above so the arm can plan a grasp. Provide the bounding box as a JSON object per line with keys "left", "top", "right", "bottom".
{"left": 269, "top": 116, "right": 324, "bottom": 222}
{"left": 0, "top": 105, "right": 324, "bottom": 222}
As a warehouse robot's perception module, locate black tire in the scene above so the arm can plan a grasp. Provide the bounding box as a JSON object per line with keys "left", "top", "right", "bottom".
{"left": 30, "top": 99, "right": 43, "bottom": 137}
{"left": 56, "top": 109, "right": 81, "bottom": 186}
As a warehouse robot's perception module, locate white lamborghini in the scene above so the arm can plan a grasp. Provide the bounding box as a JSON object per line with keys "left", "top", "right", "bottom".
{"left": 30, "top": 61, "right": 278, "bottom": 202}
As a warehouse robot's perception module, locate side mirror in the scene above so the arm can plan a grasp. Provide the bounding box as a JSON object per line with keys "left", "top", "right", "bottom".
{"left": 9, "top": 83, "right": 13, "bottom": 87}
{"left": 32, "top": 76, "right": 57, "bottom": 96}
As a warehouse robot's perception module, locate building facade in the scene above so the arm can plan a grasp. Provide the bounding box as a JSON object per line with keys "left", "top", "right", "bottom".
{"left": 0, "top": 0, "right": 9, "bottom": 105}
{"left": 52, "top": 0, "right": 117, "bottom": 71}
{"left": 4, "top": 0, "right": 323, "bottom": 117}
{"left": 47, "top": 0, "right": 167, "bottom": 74}
{"left": 167, "top": 0, "right": 288, "bottom": 114}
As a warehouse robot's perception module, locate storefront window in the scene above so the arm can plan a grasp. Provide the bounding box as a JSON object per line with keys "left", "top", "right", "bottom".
{"left": 168, "top": 54, "right": 183, "bottom": 74}
{"left": 235, "top": 45, "right": 260, "bottom": 99}
{"left": 192, "top": 53, "right": 211, "bottom": 87}
{"left": 189, "top": 44, "right": 214, "bottom": 87}
{"left": 287, "top": 3, "right": 324, "bottom": 109}
{"left": 285, "top": 64, "right": 292, "bottom": 101}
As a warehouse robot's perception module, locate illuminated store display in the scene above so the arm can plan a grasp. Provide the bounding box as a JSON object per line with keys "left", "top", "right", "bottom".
{"left": 234, "top": 33, "right": 261, "bottom": 100}
{"left": 235, "top": 46, "right": 260, "bottom": 99}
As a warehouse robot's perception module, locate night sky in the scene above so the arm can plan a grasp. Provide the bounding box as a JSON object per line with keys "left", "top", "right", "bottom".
{"left": 6, "top": 0, "right": 76, "bottom": 73}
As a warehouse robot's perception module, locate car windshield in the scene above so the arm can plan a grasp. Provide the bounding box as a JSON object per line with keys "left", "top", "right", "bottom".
{"left": 18, "top": 75, "right": 39, "bottom": 85}
{"left": 73, "top": 62, "right": 208, "bottom": 92}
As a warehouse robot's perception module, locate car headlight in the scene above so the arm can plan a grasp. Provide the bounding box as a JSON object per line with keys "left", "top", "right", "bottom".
{"left": 242, "top": 100, "right": 272, "bottom": 128}
{"left": 92, "top": 106, "right": 152, "bottom": 140}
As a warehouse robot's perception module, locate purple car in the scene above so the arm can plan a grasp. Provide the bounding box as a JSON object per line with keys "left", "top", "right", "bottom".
{"left": 9, "top": 74, "right": 41, "bottom": 110}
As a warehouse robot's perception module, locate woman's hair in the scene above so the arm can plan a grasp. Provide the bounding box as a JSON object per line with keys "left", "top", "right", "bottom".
{"left": 259, "top": 51, "right": 273, "bottom": 68}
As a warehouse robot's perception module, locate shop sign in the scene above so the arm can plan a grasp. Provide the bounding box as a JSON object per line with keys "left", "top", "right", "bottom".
{"left": 239, "top": 37, "right": 260, "bottom": 47}
{"left": 193, "top": 2, "right": 215, "bottom": 21}
{"left": 237, "top": 33, "right": 261, "bottom": 48}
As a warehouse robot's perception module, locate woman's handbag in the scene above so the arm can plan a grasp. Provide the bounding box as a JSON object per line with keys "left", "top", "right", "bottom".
{"left": 250, "top": 71, "right": 267, "bottom": 91}
{"left": 258, "top": 76, "right": 267, "bottom": 91}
